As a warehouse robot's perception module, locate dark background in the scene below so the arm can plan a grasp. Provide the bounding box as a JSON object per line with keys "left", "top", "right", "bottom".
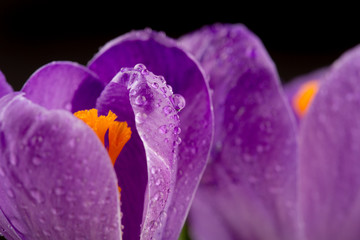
{"left": 0, "top": 1, "right": 359, "bottom": 91}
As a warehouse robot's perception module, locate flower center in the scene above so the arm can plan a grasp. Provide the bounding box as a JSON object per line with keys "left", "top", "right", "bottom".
{"left": 292, "top": 80, "right": 319, "bottom": 118}
{"left": 74, "top": 109, "right": 131, "bottom": 165}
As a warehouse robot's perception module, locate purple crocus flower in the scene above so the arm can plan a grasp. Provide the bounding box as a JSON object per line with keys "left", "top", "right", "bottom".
{"left": 180, "top": 23, "right": 360, "bottom": 240}
{"left": 0, "top": 30, "right": 213, "bottom": 240}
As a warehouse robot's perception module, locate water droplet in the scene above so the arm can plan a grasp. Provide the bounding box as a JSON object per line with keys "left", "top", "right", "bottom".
{"left": 141, "top": 68, "right": 149, "bottom": 75}
{"left": 129, "top": 89, "right": 137, "bottom": 96}
{"left": 155, "top": 178, "right": 162, "bottom": 186}
{"left": 54, "top": 187, "right": 65, "bottom": 196}
{"left": 30, "top": 189, "right": 45, "bottom": 204}
{"left": 135, "top": 95, "right": 147, "bottom": 106}
{"left": 173, "top": 136, "right": 182, "bottom": 146}
{"left": 170, "top": 94, "right": 186, "bottom": 111}
{"left": 161, "top": 87, "right": 167, "bottom": 94}
{"left": 54, "top": 225, "right": 63, "bottom": 232}
{"left": 163, "top": 106, "right": 173, "bottom": 116}
{"left": 120, "top": 73, "right": 130, "bottom": 83}
{"left": 0, "top": 167, "right": 5, "bottom": 177}
{"left": 158, "top": 125, "right": 168, "bottom": 134}
{"left": 134, "top": 63, "right": 146, "bottom": 70}
{"left": 256, "top": 145, "right": 264, "bottom": 153}
{"left": 7, "top": 189, "right": 14, "bottom": 198}
{"left": 152, "top": 192, "right": 160, "bottom": 201}
{"left": 173, "top": 126, "right": 181, "bottom": 134}
{"left": 9, "top": 154, "right": 17, "bottom": 166}
{"left": 135, "top": 112, "right": 147, "bottom": 124}
{"left": 64, "top": 103, "right": 72, "bottom": 111}
{"left": 159, "top": 211, "right": 167, "bottom": 221}
{"left": 151, "top": 82, "right": 159, "bottom": 89}
{"left": 32, "top": 157, "right": 41, "bottom": 166}
{"left": 157, "top": 75, "right": 165, "bottom": 84}
{"left": 172, "top": 114, "right": 180, "bottom": 121}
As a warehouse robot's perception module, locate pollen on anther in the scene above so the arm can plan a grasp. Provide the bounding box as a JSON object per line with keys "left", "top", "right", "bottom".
{"left": 74, "top": 109, "right": 131, "bottom": 165}
{"left": 292, "top": 80, "right": 319, "bottom": 118}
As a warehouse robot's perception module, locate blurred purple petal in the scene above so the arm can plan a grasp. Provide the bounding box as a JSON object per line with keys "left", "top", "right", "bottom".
{"left": 21, "top": 61, "right": 105, "bottom": 112}
{"left": 0, "top": 71, "right": 13, "bottom": 98}
{"left": 96, "top": 66, "right": 182, "bottom": 240}
{"left": 188, "top": 188, "right": 234, "bottom": 240}
{"left": 0, "top": 94, "right": 121, "bottom": 240}
{"left": 299, "top": 45, "right": 360, "bottom": 240}
{"left": 89, "top": 29, "right": 213, "bottom": 239}
{"left": 180, "top": 24, "right": 298, "bottom": 240}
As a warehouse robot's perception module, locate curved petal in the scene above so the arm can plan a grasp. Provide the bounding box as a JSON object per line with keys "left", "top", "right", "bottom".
{"left": 180, "top": 24, "right": 298, "bottom": 240}
{"left": 89, "top": 29, "right": 213, "bottom": 239}
{"left": 0, "top": 71, "right": 13, "bottom": 98}
{"left": 0, "top": 94, "right": 121, "bottom": 240}
{"left": 299, "top": 45, "right": 360, "bottom": 240}
{"left": 0, "top": 208, "right": 21, "bottom": 240}
{"left": 21, "top": 61, "right": 105, "bottom": 112}
{"left": 96, "top": 65, "right": 182, "bottom": 240}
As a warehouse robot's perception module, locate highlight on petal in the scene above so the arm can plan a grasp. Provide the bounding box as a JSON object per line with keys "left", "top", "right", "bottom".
{"left": 96, "top": 65, "right": 183, "bottom": 240}
{"left": 21, "top": 61, "right": 105, "bottom": 112}
{"left": 299, "top": 45, "right": 360, "bottom": 240}
{"left": 0, "top": 70, "right": 13, "bottom": 98}
{"left": 180, "top": 24, "right": 298, "bottom": 240}
{"left": 89, "top": 29, "right": 213, "bottom": 240}
{"left": 0, "top": 94, "right": 122, "bottom": 240}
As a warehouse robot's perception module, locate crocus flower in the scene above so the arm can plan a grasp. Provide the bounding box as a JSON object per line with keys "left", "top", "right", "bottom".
{"left": 0, "top": 29, "right": 213, "bottom": 240}
{"left": 180, "top": 24, "right": 360, "bottom": 240}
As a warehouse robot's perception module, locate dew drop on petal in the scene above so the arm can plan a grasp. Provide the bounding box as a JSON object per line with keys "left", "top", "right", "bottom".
{"left": 7, "top": 189, "right": 14, "bottom": 198}
{"left": 151, "top": 82, "right": 159, "bottom": 89}
{"left": 158, "top": 125, "right": 168, "bottom": 134}
{"left": 135, "top": 95, "right": 147, "bottom": 106}
{"left": 135, "top": 112, "right": 147, "bottom": 124}
{"left": 170, "top": 94, "right": 186, "bottom": 111}
{"left": 163, "top": 106, "right": 173, "bottom": 116}
{"left": 134, "top": 63, "right": 146, "bottom": 71}
{"left": 31, "top": 157, "right": 41, "bottom": 166}
{"left": 30, "top": 189, "right": 45, "bottom": 204}
{"left": 173, "top": 126, "right": 181, "bottom": 134}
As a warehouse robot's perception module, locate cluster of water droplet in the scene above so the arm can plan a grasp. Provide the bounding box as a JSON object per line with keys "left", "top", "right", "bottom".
{"left": 117, "top": 64, "right": 187, "bottom": 238}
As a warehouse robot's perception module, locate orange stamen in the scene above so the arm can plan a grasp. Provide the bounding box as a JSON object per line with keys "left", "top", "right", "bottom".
{"left": 74, "top": 109, "right": 131, "bottom": 166}
{"left": 292, "top": 80, "right": 319, "bottom": 118}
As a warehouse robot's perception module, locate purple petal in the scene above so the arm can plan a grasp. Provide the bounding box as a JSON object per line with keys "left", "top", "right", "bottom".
{"left": 180, "top": 24, "right": 298, "bottom": 240}
{"left": 89, "top": 29, "right": 213, "bottom": 239}
{"left": 0, "top": 205, "right": 21, "bottom": 240}
{"left": 0, "top": 94, "right": 121, "bottom": 239}
{"left": 299, "top": 45, "right": 360, "bottom": 240}
{"left": 96, "top": 66, "right": 182, "bottom": 240}
{"left": 0, "top": 71, "right": 13, "bottom": 98}
{"left": 21, "top": 61, "right": 105, "bottom": 112}
{"left": 188, "top": 189, "right": 234, "bottom": 240}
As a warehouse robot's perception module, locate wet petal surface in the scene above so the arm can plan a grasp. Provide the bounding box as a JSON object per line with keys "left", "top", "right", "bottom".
{"left": 0, "top": 71, "right": 13, "bottom": 98}
{"left": 0, "top": 94, "right": 121, "bottom": 240}
{"left": 96, "top": 65, "right": 182, "bottom": 240}
{"left": 21, "top": 61, "right": 105, "bottom": 112}
{"left": 180, "top": 24, "right": 298, "bottom": 240}
{"left": 299, "top": 45, "right": 360, "bottom": 240}
{"left": 89, "top": 29, "right": 213, "bottom": 240}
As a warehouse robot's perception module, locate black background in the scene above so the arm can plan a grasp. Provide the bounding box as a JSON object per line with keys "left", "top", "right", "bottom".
{"left": 0, "top": 1, "right": 359, "bottom": 91}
